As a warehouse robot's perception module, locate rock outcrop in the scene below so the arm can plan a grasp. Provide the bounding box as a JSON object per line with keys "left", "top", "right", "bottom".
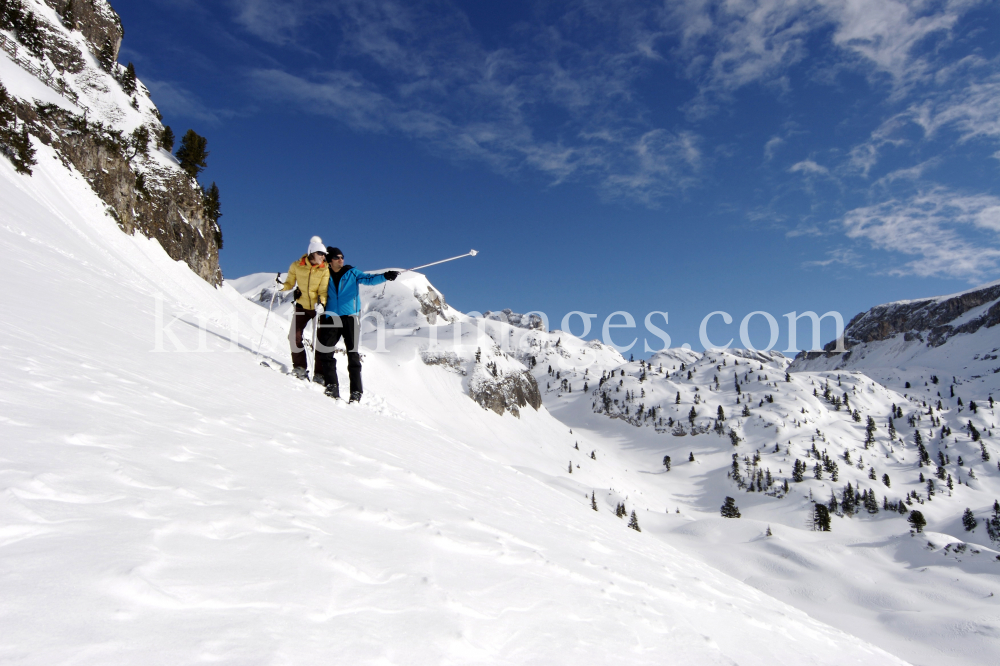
{"left": 468, "top": 368, "right": 542, "bottom": 418}
{"left": 2, "top": 0, "right": 222, "bottom": 284}
{"left": 790, "top": 281, "right": 1000, "bottom": 368}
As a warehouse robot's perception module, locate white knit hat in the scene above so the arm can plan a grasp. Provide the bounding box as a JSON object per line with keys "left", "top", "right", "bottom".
{"left": 307, "top": 236, "right": 325, "bottom": 255}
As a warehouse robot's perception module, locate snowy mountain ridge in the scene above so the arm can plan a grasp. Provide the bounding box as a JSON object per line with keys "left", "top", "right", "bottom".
{"left": 1, "top": 0, "right": 222, "bottom": 282}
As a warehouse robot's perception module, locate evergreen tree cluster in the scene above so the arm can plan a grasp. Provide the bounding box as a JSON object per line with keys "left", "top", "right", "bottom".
{"left": 986, "top": 501, "right": 1000, "bottom": 544}
{"left": 0, "top": 84, "right": 35, "bottom": 175}
{"left": 0, "top": 0, "right": 45, "bottom": 57}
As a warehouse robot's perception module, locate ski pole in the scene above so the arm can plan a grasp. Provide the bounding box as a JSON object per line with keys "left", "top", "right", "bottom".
{"left": 378, "top": 249, "right": 479, "bottom": 296}
{"left": 254, "top": 273, "right": 281, "bottom": 364}
{"left": 404, "top": 249, "right": 478, "bottom": 273}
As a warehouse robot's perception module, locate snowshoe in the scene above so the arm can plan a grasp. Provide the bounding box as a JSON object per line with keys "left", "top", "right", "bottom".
{"left": 324, "top": 384, "right": 341, "bottom": 399}
{"left": 349, "top": 391, "right": 362, "bottom": 404}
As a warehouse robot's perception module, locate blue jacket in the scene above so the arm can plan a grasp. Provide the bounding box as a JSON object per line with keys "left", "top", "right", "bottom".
{"left": 325, "top": 265, "right": 387, "bottom": 316}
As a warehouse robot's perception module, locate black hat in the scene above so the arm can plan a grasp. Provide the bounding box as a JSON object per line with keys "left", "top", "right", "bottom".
{"left": 326, "top": 246, "right": 343, "bottom": 258}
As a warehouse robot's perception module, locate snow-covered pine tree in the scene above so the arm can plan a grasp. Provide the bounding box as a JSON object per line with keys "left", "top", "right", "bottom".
{"left": 627, "top": 511, "right": 641, "bottom": 532}
{"left": 98, "top": 37, "right": 116, "bottom": 72}
{"left": 720, "top": 496, "right": 741, "bottom": 518}
{"left": 121, "top": 63, "right": 137, "bottom": 95}
{"left": 963, "top": 508, "right": 977, "bottom": 531}
{"left": 591, "top": 492, "right": 598, "bottom": 512}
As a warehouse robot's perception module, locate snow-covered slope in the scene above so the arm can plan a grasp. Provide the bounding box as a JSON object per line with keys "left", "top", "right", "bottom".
{"left": 227, "top": 261, "right": 1000, "bottom": 666}
{"left": 0, "top": 146, "right": 918, "bottom": 663}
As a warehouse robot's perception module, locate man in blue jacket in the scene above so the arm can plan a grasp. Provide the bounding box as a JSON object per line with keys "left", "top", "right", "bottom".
{"left": 315, "top": 246, "right": 399, "bottom": 402}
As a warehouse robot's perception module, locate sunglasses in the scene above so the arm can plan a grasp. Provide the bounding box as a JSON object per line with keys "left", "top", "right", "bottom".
{"left": 329, "top": 255, "right": 344, "bottom": 260}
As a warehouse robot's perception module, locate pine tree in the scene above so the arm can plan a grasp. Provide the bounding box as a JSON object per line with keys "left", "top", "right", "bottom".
{"left": 591, "top": 491, "right": 598, "bottom": 512}
{"left": 121, "top": 62, "right": 137, "bottom": 95}
{"left": 717, "top": 405, "right": 726, "bottom": 421}
{"left": 720, "top": 496, "right": 741, "bottom": 518}
{"left": 688, "top": 452, "right": 695, "bottom": 462}
{"left": 814, "top": 504, "right": 831, "bottom": 531}
{"left": 908, "top": 510, "right": 927, "bottom": 533}
{"left": 203, "top": 182, "right": 223, "bottom": 248}
{"left": 175, "top": 129, "right": 209, "bottom": 178}
{"left": 125, "top": 125, "right": 150, "bottom": 162}
{"left": 628, "top": 510, "right": 641, "bottom": 532}
{"left": 158, "top": 125, "right": 175, "bottom": 152}
{"left": 590, "top": 450, "right": 596, "bottom": 460}
{"left": 675, "top": 391, "right": 681, "bottom": 404}
{"left": 688, "top": 406, "right": 697, "bottom": 425}
{"left": 792, "top": 459, "right": 804, "bottom": 482}
{"left": 568, "top": 461, "right": 572, "bottom": 474}
{"left": 18, "top": 9, "right": 44, "bottom": 57}
{"left": 98, "top": 38, "right": 116, "bottom": 72}
{"left": 882, "top": 473, "right": 890, "bottom": 488}
{"left": 0, "top": 85, "right": 37, "bottom": 174}
{"left": 963, "top": 508, "right": 977, "bottom": 532}
{"left": 662, "top": 455, "right": 671, "bottom": 471}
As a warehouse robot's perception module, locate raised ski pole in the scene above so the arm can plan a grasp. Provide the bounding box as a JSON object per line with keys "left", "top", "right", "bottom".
{"left": 403, "top": 249, "right": 478, "bottom": 273}
{"left": 379, "top": 249, "right": 478, "bottom": 296}
{"left": 254, "top": 273, "right": 282, "bottom": 367}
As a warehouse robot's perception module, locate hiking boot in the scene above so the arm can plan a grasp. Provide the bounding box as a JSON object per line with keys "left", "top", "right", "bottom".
{"left": 291, "top": 367, "right": 308, "bottom": 380}
{"left": 324, "top": 384, "right": 341, "bottom": 399}
{"left": 349, "top": 391, "right": 362, "bottom": 404}
{"left": 312, "top": 373, "right": 326, "bottom": 386}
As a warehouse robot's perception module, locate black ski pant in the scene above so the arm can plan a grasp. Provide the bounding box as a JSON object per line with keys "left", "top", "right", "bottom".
{"left": 315, "top": 314, "right": 363, "bottom": 394}
{"left": 289, "top": 304, "right": 317, "bottom": 370}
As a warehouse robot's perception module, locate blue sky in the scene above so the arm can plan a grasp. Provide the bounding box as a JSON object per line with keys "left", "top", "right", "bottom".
{"left": 115, "top": 0, "right": 1000, "bottom": 353}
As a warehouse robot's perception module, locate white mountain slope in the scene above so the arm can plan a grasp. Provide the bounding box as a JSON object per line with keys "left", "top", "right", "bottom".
{"left": 0, "top": 149, "right": 916, "bottom": 664}
{"left": 231, "top": 273, "right": 1000, "bottom": 666}
{"left": 228, "top": 271, "right": 1000, "bottom": 666}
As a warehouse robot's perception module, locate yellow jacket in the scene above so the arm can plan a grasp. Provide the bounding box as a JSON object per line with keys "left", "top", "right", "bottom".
{"left": 282, "top": 255, "right": 329, "bottom": 310}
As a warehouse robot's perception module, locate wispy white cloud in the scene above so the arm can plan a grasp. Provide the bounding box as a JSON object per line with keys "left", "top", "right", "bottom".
{"left": 789, "top": 159, "right": 830, "bottom": 176}
{"left": 665, "top": 0, "right": 984, "bottom": 115}
{"left": 763, "top": 135, "right": 784, "bottom": 161}
{"left": 240, "top": 0, "right": 704, "bottom": 203}
{"left": 912, "top": 73, "right": 1000, "bottom": 142}
{"left": 841, "top": 188, "right": 1000, "bottom": 280}
{"left": 802, "top": 247, "right": 863, "bottom": 268}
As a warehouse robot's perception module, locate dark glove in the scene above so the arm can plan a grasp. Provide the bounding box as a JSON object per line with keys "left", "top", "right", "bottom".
{"left": 384, "top": 271, "right": 399, "bottom": 281}
{"left": 293, "top": 287, "right": 302, "bottom": 300}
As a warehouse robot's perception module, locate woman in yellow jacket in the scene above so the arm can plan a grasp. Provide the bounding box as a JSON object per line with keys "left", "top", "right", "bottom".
{"left": 281, "top": 236, "right": 329, "bottom": 379}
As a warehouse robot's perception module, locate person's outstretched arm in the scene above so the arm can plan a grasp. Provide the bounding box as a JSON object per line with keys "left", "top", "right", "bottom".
{"left": 354, "top": 268, "right": 397, "bottom": 285}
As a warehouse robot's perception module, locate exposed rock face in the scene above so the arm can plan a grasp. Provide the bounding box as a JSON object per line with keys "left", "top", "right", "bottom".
{"left": 5, "top": 0, "right": 223, "bottom": 284}
{"left": 483, "top": 309, "right": 545, "bottom": 330}
{"left": 42, "top": 0, "right": 123, "bottom": 61}
{"left": 469, "top": 369, "right": 542, "bottom": 418}
{"left": 414, "top": 284, "right": 456, "bottom": 324}
{"left": 791, "top": 282, "right": 1000, "bottom": 367}
{"left": 17, "top": 101, "right": 222, "bottom": 284}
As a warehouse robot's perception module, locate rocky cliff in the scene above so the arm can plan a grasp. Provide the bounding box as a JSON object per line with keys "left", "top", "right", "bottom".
{"left": 1, "top": 0, "right": 222, "bottom": 284}
{"left": 789, "top": 280, "right": 1000, "bottom": 373}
